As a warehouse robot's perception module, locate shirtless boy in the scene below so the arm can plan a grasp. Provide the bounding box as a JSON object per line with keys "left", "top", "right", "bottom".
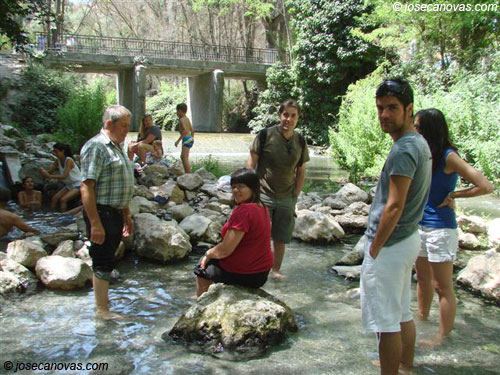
{"left": 0, "top": 187, "right": 40, "bottom": 238}
{"left": 174, "top": 103, "right": 194, "bottom": 173}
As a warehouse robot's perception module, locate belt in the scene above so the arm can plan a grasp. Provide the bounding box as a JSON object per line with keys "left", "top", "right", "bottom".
{"left": 96, "top": 204, "right": 121, "bottom": 214}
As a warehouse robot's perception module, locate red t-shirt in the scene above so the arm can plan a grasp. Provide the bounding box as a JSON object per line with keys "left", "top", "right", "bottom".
{"left": 219, "top": 203, "right": 273, "bottom": 274}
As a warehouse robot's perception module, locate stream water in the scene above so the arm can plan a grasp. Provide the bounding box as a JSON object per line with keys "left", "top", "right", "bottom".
{"left": 1, "top": 132, "right": 499, "bottom": 375}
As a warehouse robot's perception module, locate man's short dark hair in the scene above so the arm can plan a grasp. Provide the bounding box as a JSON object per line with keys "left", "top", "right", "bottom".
{"left": 176, "top": 103, "right": 187, "bottom": 112}
{"left": 0, "top": 187, "right": 11, "bottom": 203}
{"left": 376, "top": 78, "right": 414, "bottom": 108}
{"left": 278, "top": 99, "right": 300, "bottom": 116}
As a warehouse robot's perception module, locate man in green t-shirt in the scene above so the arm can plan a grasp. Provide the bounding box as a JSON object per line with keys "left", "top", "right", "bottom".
{"left": 247, "top": 99, "right": 310, "bottom": 279}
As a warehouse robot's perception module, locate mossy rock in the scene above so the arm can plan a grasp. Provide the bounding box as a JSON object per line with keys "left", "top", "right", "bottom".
{"left": 166, "top": 284, "right": 297, "bottom": 355}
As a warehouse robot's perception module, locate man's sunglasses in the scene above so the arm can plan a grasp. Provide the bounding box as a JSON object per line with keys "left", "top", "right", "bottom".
{"left": 376, "top": 80, "right": 409, "bottom": 97}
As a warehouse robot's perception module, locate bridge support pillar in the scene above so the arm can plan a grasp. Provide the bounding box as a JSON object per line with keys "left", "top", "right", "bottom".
{"left": 187, "top": 70, "right": 224, "bottom": 132}
{"left": 117, "top": 64, "right": 146, "bottom": 131}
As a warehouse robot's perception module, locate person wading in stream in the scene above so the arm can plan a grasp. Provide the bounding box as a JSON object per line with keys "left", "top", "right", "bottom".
{"left": 360, "top": 79, "right": 431, "bottom": 375}
{"left": 246, "top": 98, "right": 309, "bottom": 279}
{"left": 80, "top": 105, "right": 134, "bottom": 321}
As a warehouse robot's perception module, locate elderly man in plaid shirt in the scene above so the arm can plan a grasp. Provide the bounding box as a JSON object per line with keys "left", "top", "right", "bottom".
{"left": 80, "top": 105, "right": 135, "bottom": 321}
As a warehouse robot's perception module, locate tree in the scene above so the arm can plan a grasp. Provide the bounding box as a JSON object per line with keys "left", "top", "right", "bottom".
{"left": 0, "top": 0, "right": 52, "bottom": 50}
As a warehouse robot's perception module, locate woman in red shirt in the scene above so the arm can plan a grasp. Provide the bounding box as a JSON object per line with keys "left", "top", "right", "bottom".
{"left": 194, "top": 168, "right": 273, "bottom": 296}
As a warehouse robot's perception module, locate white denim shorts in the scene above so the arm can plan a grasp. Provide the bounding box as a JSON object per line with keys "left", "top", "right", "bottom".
{"left": 418, "top": 226, "right": 458, "bottom": 263}
{"left": 361, "top": 231, "right": 421, "bottom": 333}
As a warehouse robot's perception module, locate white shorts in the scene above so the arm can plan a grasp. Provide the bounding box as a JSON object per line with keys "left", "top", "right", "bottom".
{"left": 361, "top": 231, "right": 421, "bottom": 333}
{"left": 418, "top": 226, "right": 458, "bottom": 263}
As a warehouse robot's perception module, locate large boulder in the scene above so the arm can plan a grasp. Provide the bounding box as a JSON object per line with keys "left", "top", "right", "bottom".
{"left": 41, "top": 231, "right": 79, "bottom": 247}
{"left": 456, "top": 250, "right": 500, "bottom": 303}
{"left": 167, "top": 284, "right": 298, "bottom": 353}
{"left": 6, "top": 240, "right": 47, "bottom": 268}
{"left": 293, "top": 210, "right": 344, "bottom": 243}
{"left": 170, "top": 204, "right": 195, "bottom": 222}
{"left": 35, "top": 256, "right": 92, "bottom": 290}
{"left": 177, "top": 173, "right": 204, "bottom": 191}
{"left": 322, "top": 183, "right": 369, "bottom": 209}
{"left": 132, "top": 196, "right": 160, "bottom": 214}
{"left": 134, "top": 184, "right": 155, "bottom": 200}
{"left": 179, "top": 214, "right": 212, "bottom": 240}
{"left": 457, "top": 215, "right": 488, "bottom": 235}
{"left": 133, "top": 213, "right": 191, "bottom": 263}
{"left": 0, "top": 271, "right": 25, "bottom": 295}
{"left": 195, "top": 167, "right": 217, "bottom": 181}
{"left": 334, "top": 213, "right": 368, "bottom": 234}
{"left": 52, "top": 240, "right": 75, "bottom": 257}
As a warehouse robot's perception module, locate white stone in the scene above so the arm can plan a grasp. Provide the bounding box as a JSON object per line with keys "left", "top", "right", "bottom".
{"left": 35, "top": 256, "right": 92, "bottom": 290}
{"left": 7, "top": 240, "right": 47, "bottom": 268}
{"left": 293, "top": 210, "right": 344, "bottom": 242}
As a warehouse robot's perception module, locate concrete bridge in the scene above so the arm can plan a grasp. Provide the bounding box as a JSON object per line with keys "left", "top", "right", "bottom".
{"left": 35, "top": 32, "right": 282, "bottom": 131}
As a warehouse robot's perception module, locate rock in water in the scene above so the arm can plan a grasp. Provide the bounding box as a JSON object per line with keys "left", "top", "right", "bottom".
{"left": 166, "top": 284, "right": 297, "bottom": 354}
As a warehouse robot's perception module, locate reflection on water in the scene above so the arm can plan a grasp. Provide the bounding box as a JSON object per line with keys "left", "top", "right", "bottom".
{"left": 3, "top": 201, "right": 77, "bottom": 243}
{"left": 1, "top": 238, "right": 499, "bottom": 375}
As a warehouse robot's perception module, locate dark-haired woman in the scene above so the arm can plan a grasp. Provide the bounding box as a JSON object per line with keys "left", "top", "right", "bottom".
{"left": 40, "top": 143, "right": 82, "bottom": 212}
{"left": 194, "top": 168, "right": 273, "bottom": 296}
{"left": 128, "top": 114, "right": 162, "bottom": 165}
{"left": 414, "top": 109, "right": 493, "bottom": 344}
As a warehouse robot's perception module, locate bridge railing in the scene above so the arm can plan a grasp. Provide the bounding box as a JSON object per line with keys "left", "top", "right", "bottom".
{"left": 34, "top": 32, "right": 283, "bottom": 65}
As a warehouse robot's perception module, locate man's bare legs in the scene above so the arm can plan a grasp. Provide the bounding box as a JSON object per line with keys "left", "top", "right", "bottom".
{"left": 181, "top": 146, "right": 191, "bottom": 173}
{"left": 271, "top": 241, "right": 285, "bottom": 279}
{"left": 196, "top": 276, "right": 212, "bottom": 297}
{"left": 93, "top": 275, "right": 123, "bottom": 321}
{"left": 378, "top": 320, "right": 415, "bottom": 375}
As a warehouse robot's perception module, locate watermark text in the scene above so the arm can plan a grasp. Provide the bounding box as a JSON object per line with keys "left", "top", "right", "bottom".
{"left": 392, "top": 2, "right": 498, "bottom": 12}
{"left": 3, "top": 360, "right": 108, "bottom": 373}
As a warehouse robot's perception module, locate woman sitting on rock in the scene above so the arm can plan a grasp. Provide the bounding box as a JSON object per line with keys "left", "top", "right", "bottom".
{"left": 414, "top": 108, "right": 493, "bottom": 345}
{"left": 40, "top": 143, "right": 82, "bottom": 212}
{"left": 194, "top": 168, "right": 273, "bottom": 296}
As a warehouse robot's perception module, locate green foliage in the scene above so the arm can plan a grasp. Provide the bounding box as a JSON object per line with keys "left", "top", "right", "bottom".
{"left": 359, "top": 0, "right": 500, "bottom": 69}
{"left": 0, "top": 0, "right": 51, "bottom": 50}
{"left": 13, "top": 65, "right": 78, "bottom": 134}
{"left": 222, "top": 81, "right": 256, "bottom": 133}
{"left": 302, "top": 179, "right": 341, "bottom": 194}
{"left": 331, "top": 50, "right": 500, "bottom": 189}
{"left": 146, "top": 82, "right": 186, "bottom": 131}
{"left": 248, "top": 62, "right": 294, "bottom": 132}
{"left": 250, "top": 1, "right": 384, "bottom": 144}
{"left": 329, "top": 67, "right": 391, "bottom": 182}
{"left": 191, "top": 155, "right": 233, "bottom": 178}
{"left": 54, "top": 84, "right": 107, "bottom": 153}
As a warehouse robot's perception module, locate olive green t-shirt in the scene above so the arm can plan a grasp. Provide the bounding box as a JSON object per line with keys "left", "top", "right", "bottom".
{"left": 250, "top": 125, "right": 310, "bottom": 199}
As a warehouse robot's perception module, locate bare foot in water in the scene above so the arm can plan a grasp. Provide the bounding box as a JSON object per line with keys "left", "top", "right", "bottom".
{"left": 371, "top": 360, "right": 414, "bottom": 374}
{"left": 270, "top": 270, "right": 286, "bottom": 280}
{"left": 418, "top": 335, "right": 445, "bottom": 348}
{"left": 96, "top": 310, "right": 124, "bottom": 321}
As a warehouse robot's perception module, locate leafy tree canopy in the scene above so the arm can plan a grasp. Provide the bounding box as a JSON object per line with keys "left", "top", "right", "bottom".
{"left": 0, "top": 0, "right": 51, "bottom": 50}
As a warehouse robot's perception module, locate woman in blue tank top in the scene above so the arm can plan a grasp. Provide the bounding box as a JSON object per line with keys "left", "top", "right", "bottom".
{"left": 414, "top": 109, "right": 493, "bottom": 346}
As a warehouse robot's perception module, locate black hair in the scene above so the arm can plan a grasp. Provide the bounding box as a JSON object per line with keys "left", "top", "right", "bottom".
{"left": 230, "top": 168, "right": 261, "bottom": 204}
{"left": 278, "top": 98, "right": 300, "bottom": 116}
{"left": 376, "top": 78, "right": 414, "bottom": 109}
{"left": 53, "top": 143, "right": 73, "bottom": 158}
{"left": 0, "top": 187, "right": 11, "bottom": 203}
{"left": 415, "top": 108, "right": 457, "bottom": 171}
{"left": 176, "top": 103, "right": 187, "bottom": 112}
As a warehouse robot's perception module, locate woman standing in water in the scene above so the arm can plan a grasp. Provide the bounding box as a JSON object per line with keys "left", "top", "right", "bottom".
{"left": 414, "top": 108, "right": 493, "bottom": 345}
{"left": 40, "top": 143, "right": 82, "bottom": 212}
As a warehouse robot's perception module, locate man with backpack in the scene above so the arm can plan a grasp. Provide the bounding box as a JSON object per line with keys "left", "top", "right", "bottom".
{"left": 247, "top": 99, "right": 310, "bottom": 279}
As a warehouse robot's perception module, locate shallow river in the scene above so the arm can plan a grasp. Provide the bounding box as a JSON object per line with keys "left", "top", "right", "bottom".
{"left": 1, "top": 132, "right": 499, "bottom": 375}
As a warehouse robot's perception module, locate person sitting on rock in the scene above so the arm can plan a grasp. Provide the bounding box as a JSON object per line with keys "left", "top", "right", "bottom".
{"left": 128, "top": 113, "right": 162, "bottom": 165}
{"left": 17, "top": 177, "right": 42, "bottom": 211}
{"left": 0, "top": 187, "right": 40, "bottom": 238}
{"left": 194, "top": 168, "right": 273, "bottom": 296}
{"left": 40, "top": 142, "right": 82, "bottom": 212}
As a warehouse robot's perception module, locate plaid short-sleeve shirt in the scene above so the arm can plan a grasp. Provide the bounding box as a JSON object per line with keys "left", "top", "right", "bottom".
{"left": 80, "top": 130, "right": 134, "bottom": 209}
